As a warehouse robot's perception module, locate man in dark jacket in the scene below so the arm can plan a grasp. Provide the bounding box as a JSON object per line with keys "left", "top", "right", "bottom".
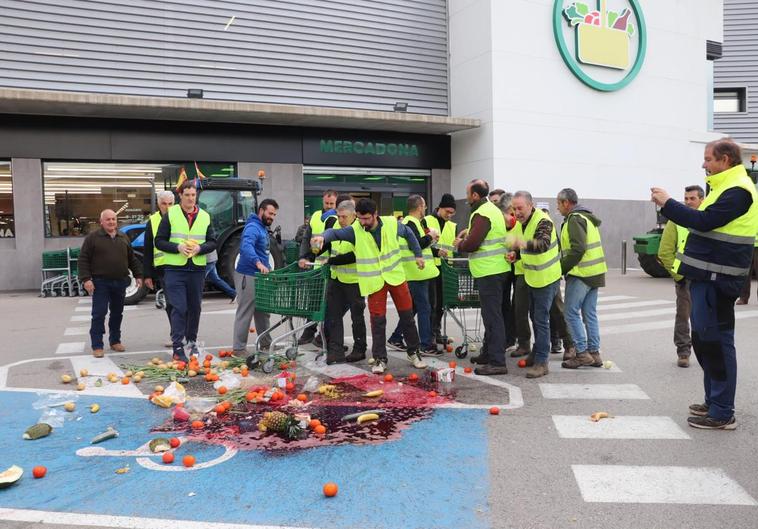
{"left": 155, "top": 181, "right": 217, "bottom": 361}
{"left": 555, "top": 189, "right": 607, "bottom": 369}
{"left": 232, "top": 198, "right": 278, "bottom": 356}
{"left": 78, "top": 209, "right": 142, "bottom": 357}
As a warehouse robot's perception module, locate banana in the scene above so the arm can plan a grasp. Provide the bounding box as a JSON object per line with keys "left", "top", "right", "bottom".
{"left": 90, "top": 403, "right": 100, "bottom": 414}
{"left": 356, "top": 413, "right": 380, "bottom": 424}
{"left": 363, "top": 390, "right": 383, "bottom": 398}
{"left": 590, "top": 411, "right": 609, "bottom": 422}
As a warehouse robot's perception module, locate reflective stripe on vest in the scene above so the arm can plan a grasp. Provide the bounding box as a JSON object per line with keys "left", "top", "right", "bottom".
{"left": 673, "top": 164, "right": 758, "bottom": 278}
{"left": 521, "top": 208, "right": 561, "bottom": 288}
{"left": 398, "top": 216, "right": 439, "bottom": 281}
{"left": 164, "top": 205, "right": 210, "bottom": 267}
{"left": 149, "top": 211, "right": 166, "bottom": 267}
{"left": 353, "top": 217, "right": 406, "bottom": 296}
{"left": 467, "top": 201, "right": 510, "bottom": 278}
{"left": 425, "top": 214, "right": 457, "bottom": 266}
{"left": 559, "top": 212, "right": 607, "bottom": 278}
{"left": 310, "top": 209, "right": 337, "bottom": 267}
{"left": 329, "top": 221, "right": 359, "bottom": 284}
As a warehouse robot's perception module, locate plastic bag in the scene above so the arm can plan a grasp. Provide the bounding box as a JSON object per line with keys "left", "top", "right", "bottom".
{"left": 213, "top": 372, "right": 240, "bottom": 391}
{"left": 162, "top": 382, "right": 187, "bottom": 404}
{"left": 38, "top": 408, "right": 66, "bottom": 428}
{"left": 32, "top": 392, "right": 78, "bottom": 410}
{"left": 301, "top": 376, "right": 320, "bottom": 393}
{"left": 185, "top": 397, "right": 216, "bottom": 414}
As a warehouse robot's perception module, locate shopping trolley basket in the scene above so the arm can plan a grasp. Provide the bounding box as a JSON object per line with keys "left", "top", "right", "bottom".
{"left": 440, "top": 258, "right": 483, "bottom": 359}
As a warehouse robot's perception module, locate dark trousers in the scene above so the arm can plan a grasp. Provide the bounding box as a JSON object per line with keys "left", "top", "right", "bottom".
{"left": 502, "top": 271, "right": 516, "bottom": 346}
{"left": 674, "top": 279, "right": 692, "bottom": 357}
{"left": 738, "top": 248, "right": 758, "bottom": 301}
{"left": 429, "top": 274, "right": 444, "bottom": 340}
{"left": 163, "top": 270, "right": 205, "bottom": 351}
{"left": 550, "top": 289, "right": 575, "bottom": 348}
{"left": 89, "top": 277, "right": 128, "bottom": 349}
{"left": 478, "top": 273, "right": 507, "bottom": 366}
{"left": 690, "top": 280, "right": 738, "bottom": 421}
{"left": 326, "top": 279, "right": 367, "bottom": 360}
{"left": 513, "top": 274, "right": 531, "bottom": 350}
{"left": 367, "top": 282, "right": 418, "bottom": 359}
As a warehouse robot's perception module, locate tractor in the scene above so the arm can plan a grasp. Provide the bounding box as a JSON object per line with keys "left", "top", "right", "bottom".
{"left": 632, "top": 208, "right": 670, "bottom": 278}
{"left": 122, "top": 177, "right": 285, "bottom": 305}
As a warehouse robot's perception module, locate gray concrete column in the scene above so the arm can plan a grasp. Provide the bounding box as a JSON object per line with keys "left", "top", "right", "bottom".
{"left": 4, "top": 159, "right": 44, "bottom": 290}
{"left": 430, "top": 168, "right": 451, "bottom": 210}
{"left": 238, "top": 162, "right": 303, "bottom": 240}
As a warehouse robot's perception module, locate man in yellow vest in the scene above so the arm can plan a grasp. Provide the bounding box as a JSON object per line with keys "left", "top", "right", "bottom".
{"left": 155, "top": 180, "right": 217, "bottom": 362}
{"left": 510, "top": 191, "right": 562, "bottom": 378}
{"left": 652, "top": 139, "right": 758, "bottom": 430}
{"left": 555, "top": 188, "right": 608, "bottom": 369}
{"left": 657, "top": 185, "right": 704, "bottom": 368}
{"left": 143, "top": 190, "right": 175, "bottom": 348}
{"left": 297, "top": 189, "right": 338, "bottom": 346}
{"left": 311, "top": 198, "right": 428, "bottom": 374}
{"left": 425, "top": 193, "right": 457, "bottom": 345}
{"left": 455, "top": 179, "right": 510, "bottom": 376}
{"left": 489, "top": 189, "right": 518, "bottom": 352}
{"left": 388, "top": 195, "right": 440, "bottom": 355}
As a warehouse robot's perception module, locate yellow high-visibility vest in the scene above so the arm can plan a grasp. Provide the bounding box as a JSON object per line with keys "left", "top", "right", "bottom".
{"left": 163, "top": 205, "right": 210, "bottom": 267}
{"left": 521, "top": 208, "right": 561, "bottom": 288}
{"left": 329, "top": 220, "right": 360, "bottom": 285}
{"left": 467, "top": 201, "right": 509, "bottom": 278}
{"left": 425, "top": 214, "right": 457, "bottom": 266}
{"left": 399, "top": 216, "right": 439, "bottom": 281}
{"left": 149, "top": 211, "right": 166, "bottom": 267}
{"left": 559, "top": 212, "right": 607, "bottom": 278}
{"left": 310, "top": 209, "right": 337, "bottom": 267}
{"left": 354, "top": 217, "right": 405, "bottom": 297}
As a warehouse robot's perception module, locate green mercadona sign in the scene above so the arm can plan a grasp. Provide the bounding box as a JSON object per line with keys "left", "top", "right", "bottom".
{"left": 319, "top": 139, "right": 419, "bottom": 157}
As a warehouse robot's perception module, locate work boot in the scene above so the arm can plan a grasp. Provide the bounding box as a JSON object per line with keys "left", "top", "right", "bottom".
{"left": 313, "top": 334, "right": 324, "bottom": 349}
{"left": 688, "top": 403, "right": 709, "bottom": 417}
{"left": 524, "top": 350, "right": 536, "bottom": 367}
{"left": 687, "top": 415, "right": 737, "bottom": 430}
{"left": 470, "top": 353, "right": 490, "bottom": 365}
{"left": 172, "top": 349, "right": 189, "bottom": 363}
{"left": 326, "top": 352, "right": 346, "bottom": 365}
{"left": 736, "top": 298, "right": 748, "bottom": 305}
{"left": 110, "top": 343, "right": 126, "bottom": 352}
{"left": 525, "top": 362, "right": 549, "bottom": 379}
{"left": 677, "top": 355, "right": 690, "bottom": 368}
{"left": 387, "top": 338, "right": 406, "bottom": 351}
{"left": 92, "top": 348, "right": 104, "bottom": 358}
{"left": 562, "top": 352, "right": 594, "bottom": 369}
{"left": 474, "top": 364, "right": 508, "bottom": 376}
{"left": 563, "top": 346, "right": 577, "bottom": 361}
{"left": 297, "top": 326, "right": 316, "bottom": 345}
{"left": 345, "top": 348, "right": 366, "bottom": 363}
{"left": 407, "top": 351, "right": 427, "bottom": 369}
{"left": 587, "top": 350, "right": 603, "bottom": 367}
{"left": 510, "top": 347, "right": 530, "bottom": 358}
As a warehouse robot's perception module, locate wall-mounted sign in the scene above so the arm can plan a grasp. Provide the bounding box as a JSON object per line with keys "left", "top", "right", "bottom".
{"left": 553, "top": 0, "right": 647, "bottom": 91}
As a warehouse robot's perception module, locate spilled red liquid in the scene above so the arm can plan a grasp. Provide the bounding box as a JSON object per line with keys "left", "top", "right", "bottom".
{"left": 152, "top": 373, "right": 454, "bottom": 453}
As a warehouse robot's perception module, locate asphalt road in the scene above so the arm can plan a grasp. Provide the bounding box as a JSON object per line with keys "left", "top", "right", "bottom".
{"left": 0, "top": 269, "right": 757, "bottom": 529}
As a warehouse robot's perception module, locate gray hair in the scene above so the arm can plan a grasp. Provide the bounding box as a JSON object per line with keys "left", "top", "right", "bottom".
{"left": 557, "top": 188, "right": 578, "bottom": 204}
{"left": 337, "top": 200, "right": 355, "bottom": 213}
{"left": 497, "top": 192, "right": 513, "bottom": 213}
{"left": 407, "top": 194, "right": 425, "bottom": 212}
{"left": 157, "top": 190, "right": 175, "bottom": 203}
{"left": 513, "top": 190, "right": 533, "bottom": 204}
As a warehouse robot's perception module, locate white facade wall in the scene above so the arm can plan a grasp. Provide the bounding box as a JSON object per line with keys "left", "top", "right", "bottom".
{"left": 450, "top": 0, "right": 724, "bottom": 201}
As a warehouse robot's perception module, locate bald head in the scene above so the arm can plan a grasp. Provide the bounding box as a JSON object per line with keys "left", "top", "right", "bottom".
{"left": 466, "top": 179, "right": 490, "bottom": 206}
{"left": 100, "top": 209, "right": 118, "bottom": 235}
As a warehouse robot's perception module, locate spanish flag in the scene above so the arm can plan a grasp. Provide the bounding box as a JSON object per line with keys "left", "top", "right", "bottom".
{"left": 175, "top": 167, "right": 188, "bottom": 190}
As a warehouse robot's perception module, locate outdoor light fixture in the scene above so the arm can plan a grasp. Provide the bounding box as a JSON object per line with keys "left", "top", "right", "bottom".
{"left": 187, "top": 88, "right": 204, "bottom": 99}
{"left": 393, "top": 102, "right": 408, "bottom": 112}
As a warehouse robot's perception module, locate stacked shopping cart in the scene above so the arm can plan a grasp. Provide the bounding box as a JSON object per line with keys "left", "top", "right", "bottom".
{"left": 40, "top": 247, "right": 84, "bottom": 297}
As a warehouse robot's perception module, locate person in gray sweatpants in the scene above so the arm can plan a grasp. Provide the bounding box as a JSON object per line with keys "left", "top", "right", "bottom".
{"left": 232, "top": 199, "right": 279, "bottom": 355}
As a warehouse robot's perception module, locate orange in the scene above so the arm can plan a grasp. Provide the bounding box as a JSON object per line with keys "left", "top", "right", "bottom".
{"left": 218, "top": 386, "right": 228, "bottom": 395}
{"left": 169, "top": 437, "right": 181, "bottom": 448}
{"left": 384, "top": 374, "right": 393, "bottom": 382}
{"left": 448, "top": 361, "right": 457, "bottom": 369}
{"left": 205, "top": 354, "right": 213, "bottom": 361}
{"left": 182, "top": 455, "right": 195, "bottom": 468}
{"left": 223, "top": 401, "right": 232, "bottom": 411}
{"left": 214, "top": 404, "right": 226, "bottom": 415}
{"left": 446, "top": 345, "right": 454, "bottom": 353}
{"left": 428, "top": 391, "right": 438, "bottom": 398}
{"left": 489, "top": 407, "right": 500, "bottom": 415}
{"left": 285, "top": 382, "right": 295, "bottom": 392}
{"left": 408, "top": 373, "right": 419, "bottom": 382}
{"left": 162, "top": 452, "right": 174, "bottom": 464}
{"left": 323, "top": 482, "right": 338, "bottom": 497}
{"left": 309, "top": 419, "right": 321, "bottom": 430}
{"left": 211, "top": 374, "right": 220, "bottom": 382}
{"left": 464, "top": 367, "right": 473, "bottom": 374}
{"left": 32, "top": 466, "right": 47, "bottom": 479}
{"left": 121, "top": 377, "right": 130, "bottom": 385}
{"left": 517, "top": 359, "right": 526, "bottom": 368}
{"left": 191, "top": 420, "right": 204, "bottom": 430}
{"left": 297, "top": 394, "right": 307, "bottom": 402}
{"left": 249, "top": 327, "right": 255, "bottom": 333}
{"left": 245, "top": 392, "right": 256, "bottom": 402}
{"left": 314, "top": 424, "right": 326, "bottom": 435}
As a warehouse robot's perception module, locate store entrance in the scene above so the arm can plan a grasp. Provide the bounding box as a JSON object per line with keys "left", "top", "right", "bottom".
{"left": 303, "top": 166, "right": 430, "bottom": 221}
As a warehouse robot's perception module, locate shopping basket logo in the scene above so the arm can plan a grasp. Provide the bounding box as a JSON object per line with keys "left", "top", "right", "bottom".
{"left": 553, "top": 0, "right": 646, "bottom": 91}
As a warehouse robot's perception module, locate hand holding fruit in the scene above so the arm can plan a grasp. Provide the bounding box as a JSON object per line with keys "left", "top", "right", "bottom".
{"left": 650, "top": 187, "right": 671, "bottom": 207}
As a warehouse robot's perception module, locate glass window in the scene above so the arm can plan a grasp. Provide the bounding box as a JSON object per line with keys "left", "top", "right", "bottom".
{"left": 0, "top": 161, "right": 13, "bottom": 238}
{"left": 714, "top": 88, "right": 746, "bottom": 113}
{"left": 43, "top": 162, "right": 236, "bottom": 237}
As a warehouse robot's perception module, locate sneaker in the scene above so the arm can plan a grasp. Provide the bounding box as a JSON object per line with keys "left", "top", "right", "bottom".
{"left": 186, "top": 341, "right": 200, "bottom": 358}
{"left": 420, "top": 345, "right": 443, "bottom": 357}
{"left": 387, "top": 338, "right": 406, "bottom": 351}
{"left": 587, "top": 351, "right": 603, "bottom": 367}
{"left": 505, "top": 343, "right": 517, "bottom": 353}
{"left": 407, "top": 351, "right": 428, "bottom": 369}
{"left": 687, "top": 415, "right": 737, "bottom": 430}
{"left": 510, "top": 347, "right": 530, "bottom": 358}
{"left": 677, "top": 356, "right": 690, "bottom": 368}
{"left": 688, "top": 403, "right": 709, "bottom": 417}
{"left": 92, "top": 348, "right": 104, "bottom": 358}
{"left": 109, "top": 343, "right": 126, "bottom": 352}
{"left": 474, "top": 364, "right": 508, "bottom": 376}
{"left": 563, "top": 346, "right": 577, "bottom": 361}
{"left": 561, "top": 353, "right": 594, "bottom": 369}
{"left": 550, "top": 341, "right": 563, "bottom": 354}
{"left": 371, "top": 359, "right": 387, "bottom": 374}
{"left": 345, "top": 349, "right": 366, "bottom": 363}
{"left": 526, "top": 362, "right": 549, "bottom": 379}
{"left": 173, "top": 350, "right": 189, "bottom": 363}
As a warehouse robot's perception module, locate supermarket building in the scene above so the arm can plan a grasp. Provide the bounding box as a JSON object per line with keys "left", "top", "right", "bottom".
{"left": 0, "top": 0, "right": 729, "bottom": 289}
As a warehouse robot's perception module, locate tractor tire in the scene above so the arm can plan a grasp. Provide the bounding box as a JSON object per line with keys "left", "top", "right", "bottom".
{"left": 219, "top": 232, "right": 285, "bottom": 285}
{"left": 637, "top": 254, "right": 670, "bottom": 278}
{"left": 125, "top": 269, "right": 148, "bottom": 305}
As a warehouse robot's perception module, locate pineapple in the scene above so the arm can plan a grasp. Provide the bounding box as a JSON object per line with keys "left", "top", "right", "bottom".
{"left": 258, "top": 411, "right": 304, "bottom": 440}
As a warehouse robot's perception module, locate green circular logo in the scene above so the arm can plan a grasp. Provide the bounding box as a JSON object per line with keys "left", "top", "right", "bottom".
{"left": 553, "top": 0, "right": 647, "bottom": 91}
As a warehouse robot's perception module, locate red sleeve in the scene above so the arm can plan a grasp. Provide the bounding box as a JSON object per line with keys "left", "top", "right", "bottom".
{"left": 458, "top": 214, "right": 490, "bottom": 253}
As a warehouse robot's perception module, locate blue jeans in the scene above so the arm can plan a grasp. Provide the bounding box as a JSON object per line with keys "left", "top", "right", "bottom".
{"left": 163, "top": 270, "right": 205, "bottom": 352}
{"left": 89, "top": 277, "right": 128, "bottom": 349}
{"left": 389, "top": 279, "right": 433, "bottom": 348}
{"left": 205, "top": 263, "right": 236, "bottom": 299}
{"left": 564, "top": 276, "right": 600, "bottom": 353}
{"left": 689, "top": 280, "right": 737, "bottom": 421}
{"left": 529, "top": 279, "right": 560, "bottom": 364}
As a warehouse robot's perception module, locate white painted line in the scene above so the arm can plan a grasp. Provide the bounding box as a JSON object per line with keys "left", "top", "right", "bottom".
{"left": 55, "top": 342, "right": 85, "bottom": 355}
{"left": 601, "top": 310, "right": 758, "bottom": 335}
{"left": 70, "top": 315, "right": 90, "bottom": 321}
{"left": 74, "top": 306, "right": 91, "bottom": 312}
{"left": 598, "top": 307, "right": 675, "bottom": 322}
{"left": 0, "top": 509, "right": 309, "bottom": 529}
{"left": 553, "top": 415, "right": 690, "bottom": 439}
{"left": 549, "top": 361, "right": 622, "bottom": 373}
{"left": 64, "top": 327, "right": 89, "bottom": 336}
{"left": 205, "top": 308, "right": 237, "bottom": 315}
{"left": 539, "top": 383, "right": 649, "bottom": 400}
{"left": 572, "top": 465, "right": 758, "bottom": 505}
{"left": 78, "top": 298, "right": 91, "bottom": 304}
{"left": 75, "top": 305, "right": 139, "bottom": 312}
{"left": 69, "top": 356, "right": 143, "bottom": 397}
{"left": 596, "top": 299, "right": 674, "bottom": 311}
{"left": 596, "top": 295, "right": 635, "bottom": 303}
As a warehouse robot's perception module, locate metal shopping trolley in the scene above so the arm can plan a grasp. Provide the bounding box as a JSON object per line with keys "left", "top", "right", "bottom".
{"left": 440, "top": 258, "right": 483, "bottom": 359}
{"left": 245, "top": 262, "right": 329, "bottom": 373}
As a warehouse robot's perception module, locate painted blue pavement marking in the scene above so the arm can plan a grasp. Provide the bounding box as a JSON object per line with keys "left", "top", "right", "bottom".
{"left": 0, "top": 390, "right": 490, "bottom": 529}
